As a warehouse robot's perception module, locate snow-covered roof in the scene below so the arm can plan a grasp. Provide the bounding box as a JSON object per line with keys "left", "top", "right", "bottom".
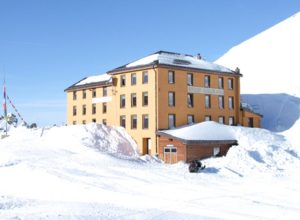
{"left": 110, "top": 51, "right": 235, "bottom": 74}
{"left": 76, "top": 74, "right": 112, "bottom": 86}
{"left": 158, "top": 121, "right": 236, "bottom": 141}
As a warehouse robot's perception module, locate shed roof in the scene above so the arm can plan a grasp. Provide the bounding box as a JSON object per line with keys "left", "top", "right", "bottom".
{"left": 157, "top": 121, "right": 237, "bottom": 144}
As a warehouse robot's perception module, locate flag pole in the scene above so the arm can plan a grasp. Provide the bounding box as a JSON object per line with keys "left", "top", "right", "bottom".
{"left": 3, "top": 76, "right": 8, "bottom": 136}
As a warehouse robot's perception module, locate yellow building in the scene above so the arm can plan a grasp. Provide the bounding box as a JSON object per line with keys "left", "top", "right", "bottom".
{"left": 65, "top": 51, "right": 261, "bottom": 155}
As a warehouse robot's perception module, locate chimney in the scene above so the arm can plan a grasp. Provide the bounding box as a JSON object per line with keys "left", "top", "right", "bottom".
{"left": 196, "top": 53, "right": 202, "bottom": 60}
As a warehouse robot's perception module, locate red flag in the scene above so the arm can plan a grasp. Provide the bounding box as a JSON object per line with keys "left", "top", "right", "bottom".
{"left": 3, "top": 81, "right": 7, "bottom": 118}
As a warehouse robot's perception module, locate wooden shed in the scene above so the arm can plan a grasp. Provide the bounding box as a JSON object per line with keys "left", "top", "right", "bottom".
{"left": 156, "top": 122, "right": 238, "bottom": 164}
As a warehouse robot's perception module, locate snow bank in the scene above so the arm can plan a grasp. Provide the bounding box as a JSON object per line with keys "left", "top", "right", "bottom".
{"left": 2, "top": 123, "right": 139, "bottom": 159}
{"left": 283, "top": 118, "right": 300, "bottom": 150}
{"left": 205, "top": 126, "right": 300, "bottom": 177}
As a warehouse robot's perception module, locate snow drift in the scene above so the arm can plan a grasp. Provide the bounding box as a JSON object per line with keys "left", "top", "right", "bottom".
{"left": 3, "top": 123, "right": 139, "bottom": 158}
{"left": 1, "top": 123, "right": 300, "bottom": 219}
{"left": 209, "top": 126, "right": 300, "bottom": 177}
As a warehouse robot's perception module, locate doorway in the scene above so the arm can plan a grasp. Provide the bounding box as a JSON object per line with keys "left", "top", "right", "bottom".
{"left": 142, "top": 138, "right": 151, "bottom": 155}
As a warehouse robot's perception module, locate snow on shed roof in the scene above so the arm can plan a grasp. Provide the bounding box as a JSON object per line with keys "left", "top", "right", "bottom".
{"left": 121, "top": 51, "right": 234, "bottom": 73}
{"left": 76, "top": 73, "right": 112, "bottom": 86}
{"left": 158, "top": 121, "right": 236, "bottom": 141}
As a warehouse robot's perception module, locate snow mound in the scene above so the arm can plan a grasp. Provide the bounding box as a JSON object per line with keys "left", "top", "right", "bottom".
{"left": 205, "top": 126, "right": 300, "bottom": 177}
{"left": 2, "top": 123, "right": 139, "bottom": 159}
{"left": 283, "top": 118, "right": 300, "bottom": 150}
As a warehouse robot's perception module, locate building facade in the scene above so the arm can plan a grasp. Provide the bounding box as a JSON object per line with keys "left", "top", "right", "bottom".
{"left": 65, "top": 51, "right": 261, "bottom": 156}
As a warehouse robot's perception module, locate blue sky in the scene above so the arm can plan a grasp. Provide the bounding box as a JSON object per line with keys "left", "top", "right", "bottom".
{"left": 1, "top": 0, "right": 300, "bottom": 126}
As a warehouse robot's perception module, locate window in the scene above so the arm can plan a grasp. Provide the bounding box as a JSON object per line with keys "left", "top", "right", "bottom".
{"left": 120, "top": 115, "right": 126, "bottom": 128}
{"left": 218, "top": 77, "right": 224, "bottom": 89}
{"left": 204, "top": 75, "right": 210, "bottom": 88}
{"left": 143, "top": 114, "right": 149, "bottom": 129}
{"left": 73, "top": 91, "right": 77, "bottom": 100}
{"left": 103, "top": 87, "right": 107, "bottom": 97}
{"left": 131, "top": 115, "right": 137, "bottom": 129}
{"left": 187, "top": 73, "right": 193, "bottom": 86}
{"left": 102, "top": 119, "right": 107, "bottom": 125}
{"left": 187, "top": 115, "right": 194, "bottom": 125}
{"left": 205, "top": 95, "right": 211, "bottom": 108}
{"left": 82, "top": 90, "right": 86, "bottom": 99}
{"left": 168, "top": 114, "right": 176, "bottom": 128}
{"left": 82, "top": 105, "right": 86, "bottom": 115}
{"left": 92, "top": 104, "right": 96, "bottom": 114}
{"left": 92, "top": 89, "right": 96, "bottom": 98}
{"left": 120, "top": 95, "right": 126, "bottom": 108}
{"left": 229, "top": 116, "right": 234, "bottom": 126}
{"left": 168, "top": 92, "right": 175, "bottom": 107}
{"left": 131, "top": 73, "right": 136, "bottom": 85}
{"left": 143, "top": 71, "right": 148, "bottom": 84}
{"left": 143, "top": 92, "right": 148, "bottom": 106}
{"left": 204, "top": 115, "right": 211, "bottom": 121}
{"left": 102, "top": 103, "right": 107, "bottom": 113}
{"left": 168, "top": 71, "right": 175, "bottom": 84}
{"left": 187, "top": 93, "right": 193, "bottom": 108}
{"left": 73, "top": 106, "right": 77, "bottom": 116}
{"left": 229, "top": 96, "right": 234, "bottom": 109}
{"left": 92, "top": 118, "right": 96, "bottom": 123}
{"left": 121, "top": 75, "right": 126, "bottom": 86}
{"left": 228, "top": 78, "right": 234, "bottom": 90}
{"left": 213, "top": 147, "right": 220, "bottom": 156}
{"left": 218, "top": 96, "right": 224, "bottom": 109}
{"left": 218, "top": 116, "right": 225, "bottom": 124}
{"left": 131, "top": 93, "right": 137, "bottom": 107}
{"left": 82, "top": 120, "right": 86, "bottom": 124}
{"left": 73, "top": 121, "right": 76, "bottom": 125}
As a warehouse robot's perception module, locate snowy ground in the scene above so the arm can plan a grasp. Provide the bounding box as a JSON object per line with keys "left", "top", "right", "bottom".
{"left": 1, "top": 123, "right": 300, "bottom": 219}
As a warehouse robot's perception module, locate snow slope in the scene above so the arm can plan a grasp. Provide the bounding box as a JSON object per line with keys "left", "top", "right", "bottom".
{"left": 241, "top": 94, "right": 300, "bottom": 132}
{"left": 283, "top": 118, "right": 300, "bottom": 151}
{"left": 1, "top": 123, "right": 300, "bottom": 219}
{"left": 216, "top": 12, "right": 300, "bottom": 97}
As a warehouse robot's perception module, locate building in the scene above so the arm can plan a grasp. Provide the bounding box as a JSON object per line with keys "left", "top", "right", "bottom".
{"left": 157, "top": 121, "right": 238, "bottom": 163}
{"left": 65, "top": 51, "right": 261, "bottom": 158}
